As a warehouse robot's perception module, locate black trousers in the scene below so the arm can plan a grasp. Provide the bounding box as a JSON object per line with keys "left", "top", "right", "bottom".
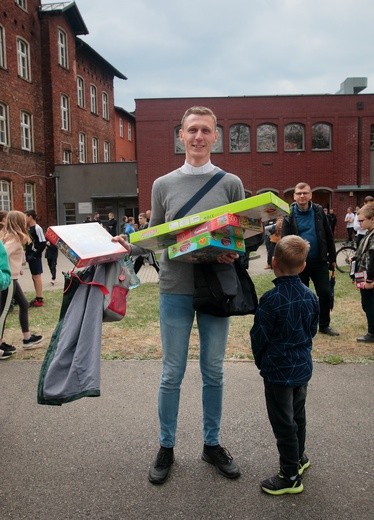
{"left": 299, "top": 260, "right": 330, "bottom": 328}
{"left": 360, "top": 288, "right": 374, "bottom": 335}
{"left": 264, "top": 381, "right": 308, "bottom": 478}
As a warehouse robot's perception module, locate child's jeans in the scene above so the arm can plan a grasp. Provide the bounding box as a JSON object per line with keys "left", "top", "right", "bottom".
{"left": 264, "top": 381, "right": 308, "bottom": 477}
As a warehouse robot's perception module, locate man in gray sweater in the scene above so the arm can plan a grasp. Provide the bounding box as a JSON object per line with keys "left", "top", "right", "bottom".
{"left": 116, "top": 106, "right": 244, "bottom": 484}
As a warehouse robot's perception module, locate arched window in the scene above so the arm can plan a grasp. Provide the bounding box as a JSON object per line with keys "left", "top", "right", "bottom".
{"left": 312, "top": 123, "right": 332, "bottom": 150}
{"left": 77, "top": 76, "right": 85, "bottom": 108}
{"left": 20, "top": 110, "right": 32, "bottom": 151}
{"left": 102, "top": 92, "right": 109, "bottom": 120}
{"left": 24, "top": 183, "right": 34, "bottom": 211}
{"left": 61, "top": 94, "right": 70, "bottom": 131}
{"left": 92, "top": 137, "right": 99, "bottom": 163}
{"left": 0, "top": 25, "right": 6, "bottom": 69}
{"left": 284, "top": 123, "right": 305, "bottom": 151}
{"left": 79, "top": 132, "right": 86, "bottom": 163}
{"left": 90, "top": 84, "right": 97, "bottom": 114}
{"left": 17, "top": 37, "right": 30, "bottom": 80}
{"left": 230, "top": 124, "right": 250, "bottom": 152}
{"left": 0, "top": 102, "right": 9, "bottom": 145}
{"left": 58, "top": 28, "right": 68, "bottom": 68}
{"left": 0, "top": 180, "right": 11, "bottom": 211}
{"left": 257, "top": 124, "right": 277, "bottom": 152}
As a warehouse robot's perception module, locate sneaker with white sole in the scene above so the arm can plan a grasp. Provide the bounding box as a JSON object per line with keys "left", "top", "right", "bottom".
{"left": 0, "top": 342, "right": 16, "bottom": 353}
{"left": 0, "top": 349, "right": 12, "bottom": 360}
{"left": 261, "top": 471, "right": 303, "bottom": 495}
{"left": 23, "top": 334, "right": 43, "bottom": 349}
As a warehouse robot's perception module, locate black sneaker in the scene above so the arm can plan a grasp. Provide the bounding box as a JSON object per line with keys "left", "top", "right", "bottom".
{"left": 261, "top": 472, "right": 303, "bottom": 495}
{"left": 298, "top": 454, "right": 310, "bottom": 475}
{"left": 319, "top": 326, "right": 339, "bottom": 336}
{"left": 148, "top": 447, "right": 175, "bottom": 485}
{"left": 0, "top": 342, "right": 16, "bottom": 353}
{"left": 202, "top": 445, "right": 241, "bottom": 479}
{"left": 356, "top": 333, "right": 374, "bottom": 343}
{"left": 0, "top": 349, "right": 12, "bottom": 360}
{"left": 23, "top": 334, "right": 43, "bottom": 349}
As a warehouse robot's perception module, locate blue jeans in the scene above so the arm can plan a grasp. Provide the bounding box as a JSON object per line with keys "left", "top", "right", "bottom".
{"left": 158, "top": 293, "right": 229, "bottom": 448}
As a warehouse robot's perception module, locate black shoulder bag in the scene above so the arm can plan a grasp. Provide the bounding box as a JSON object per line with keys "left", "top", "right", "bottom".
{"left": 175, "top": 170, "right": 258, "bottom": 317}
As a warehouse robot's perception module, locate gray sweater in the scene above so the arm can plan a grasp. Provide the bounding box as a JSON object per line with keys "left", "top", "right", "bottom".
{"left": 133, "top": 167, "right": 245, "bottom": 294}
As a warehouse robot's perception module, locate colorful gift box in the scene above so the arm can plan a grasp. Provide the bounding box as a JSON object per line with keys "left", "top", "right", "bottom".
{"left": 130, "top": 191, "right": 288, "bottom": 250}
{"left": 175, "top": 213, "right": 261, "bottom": 242}
{"left": 168, "top": 232, "right": 246, "bottom": 263}
{"left": 45, "top": 223, "right": 127, "bottom": 267}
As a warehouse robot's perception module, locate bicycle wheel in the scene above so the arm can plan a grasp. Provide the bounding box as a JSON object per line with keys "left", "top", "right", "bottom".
{"left": 336, "top": 246, "right": 355, "bottom": 273}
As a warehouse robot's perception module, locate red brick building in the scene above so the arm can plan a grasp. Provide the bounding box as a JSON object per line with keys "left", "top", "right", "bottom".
{"left": 0, "top": 0, "right": 127, "bottom": 227}
{"left": 114, "top": 107, "right": 136, "bottom": 162}
{"left": 135, "top": 95, "right": 374, "bottom": 237}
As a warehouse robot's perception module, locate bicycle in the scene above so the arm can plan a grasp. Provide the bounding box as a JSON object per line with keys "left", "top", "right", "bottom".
{"left": 335, "top": 241, "right": 356, "bottom": 273}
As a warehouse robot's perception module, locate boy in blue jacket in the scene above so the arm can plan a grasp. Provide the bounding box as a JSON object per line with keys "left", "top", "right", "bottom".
{"left": 250, "top": 235, "right": 319, "bottom": 495}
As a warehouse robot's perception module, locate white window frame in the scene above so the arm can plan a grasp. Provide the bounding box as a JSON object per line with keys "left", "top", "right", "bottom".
{"left": 127, "top": 122, "right": 132, "bottom": 141}
{"left": 24, "top": 182, "right": 34, "bottom": 211}
{"left": 77, "top": 76, "right": 85, "bottom": 108}
{"left": 103, "top": 141, "right": 110, "bottom": 162}
{"left": 16, "top": 0, "right": 27, "bottom": 10}
{"left": 0, "top": 180, "right": 11, "bottom": 211}
{"left": 61, "top": 94, "right": 70, "bottom": 131}
{"left": 119, "top": 118, "right": 124, "bottom": 138}
{"left": 20, "top": 110, "right": 32, "bottom": 151}
{"left": 0, "top": 103, "right": 9, "bottom": 146}
{"left": 17, "top": 37, "right": 30, "bottom": 80}
{"left": 58, "top": 28, "right": 68, "bottom": 68}
{"left": 92, "top": 137, "right": 98, "bottom": 163}
{"left": 102, "top": 92, "right": 109, "bottom": 120}
{"left": 90, "top": 84, "right": 97, "bottom": 114}
{"left": 62, "top": 150, "right": 71, "bottom": 164}
{"left": 0, "top": 25, "right": 6, "bottom": 69}
{"left": 79, "top": 132, "right": 86, "bottom": 163}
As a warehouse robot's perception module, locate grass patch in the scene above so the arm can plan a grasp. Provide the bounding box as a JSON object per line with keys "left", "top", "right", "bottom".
{"left": 5, "top": 270, "right": 374, "bottom": 363}
{"left": 323, "top": 355, "right": 344, "bottom": 365}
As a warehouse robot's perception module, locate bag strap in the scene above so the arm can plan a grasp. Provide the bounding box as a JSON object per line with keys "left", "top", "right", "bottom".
{"left": 174, "top": 170, "right": 226, "bottom": 220}
{"left": 64, "top": 268, "right": 109, "bottom": 296}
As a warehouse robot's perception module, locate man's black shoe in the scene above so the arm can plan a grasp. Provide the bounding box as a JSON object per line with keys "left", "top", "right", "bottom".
{"left": 202, "top": 445, "right": 241, "bottom": 479}
{"left": 319, "top": 326, "right": 339, "bottom": 337}
{"left": 357, "top": 333, "right": 374, "bottom": 343}
{"left": 148, "top": 447, "right": 174, "bottom": 485}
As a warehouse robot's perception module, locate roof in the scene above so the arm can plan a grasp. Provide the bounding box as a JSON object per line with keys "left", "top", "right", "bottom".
{"left": 114, "top": 106, "right": 135, "bottom": 119}
{"left": 76, "top": 38, "right": 127, "bottom": 80}
{"left": 40, "top": 2, "right": 88, "bottom": 35}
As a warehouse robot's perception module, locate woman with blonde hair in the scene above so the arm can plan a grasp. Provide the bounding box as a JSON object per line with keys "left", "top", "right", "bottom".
{"left": 0, "top": 210, "right": 43, "bottom": 352}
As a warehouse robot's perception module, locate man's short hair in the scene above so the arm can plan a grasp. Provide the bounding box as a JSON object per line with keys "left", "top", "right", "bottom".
{"left": 358, "top": 204, "right": 374, "bottom": 219}
{"left": 364, "top": 195, "right": 374, "bottom": 203}
{"left": 294, "top": 182, "right": 311, "bottom": 193}
{"left": 181, "top": 106, "right": 217, "bottom": 129}
{"left": 274, "top": 235, "right": 310, "bottom": 272}
{"left": 25, "top": 209, "right": 37, "bottom": 219}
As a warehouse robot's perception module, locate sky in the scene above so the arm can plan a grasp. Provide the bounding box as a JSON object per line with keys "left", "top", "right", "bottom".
{"left": 74, "top": 0, "right": 374, "bottom": 112}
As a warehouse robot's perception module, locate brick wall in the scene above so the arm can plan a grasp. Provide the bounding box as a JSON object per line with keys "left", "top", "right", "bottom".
{"left": 135, "top": 96, "right": 374, "bottom": 237}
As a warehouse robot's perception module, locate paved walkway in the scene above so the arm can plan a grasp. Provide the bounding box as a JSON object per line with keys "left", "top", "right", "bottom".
{"left": 0, "top": 361, "right": 372, "bottom": 519}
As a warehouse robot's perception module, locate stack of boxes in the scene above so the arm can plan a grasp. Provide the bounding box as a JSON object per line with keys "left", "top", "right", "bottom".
{"left": 130, "top": 192, "right": 290, "bottom": 263}
{"left": 168, "top": 214, "right": 253, "bottom": 262}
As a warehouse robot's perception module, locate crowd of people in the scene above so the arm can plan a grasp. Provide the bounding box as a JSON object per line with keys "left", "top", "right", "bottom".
{"left": 0, "top": 105, "right": 373, "bottom": 496}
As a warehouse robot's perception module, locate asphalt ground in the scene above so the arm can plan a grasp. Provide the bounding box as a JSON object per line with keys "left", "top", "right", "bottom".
{"left": 0, "top": 361, "right": 373, "bottom": 520}
{"left": 2, "top": 244, "right": 373, "bottom": 519}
